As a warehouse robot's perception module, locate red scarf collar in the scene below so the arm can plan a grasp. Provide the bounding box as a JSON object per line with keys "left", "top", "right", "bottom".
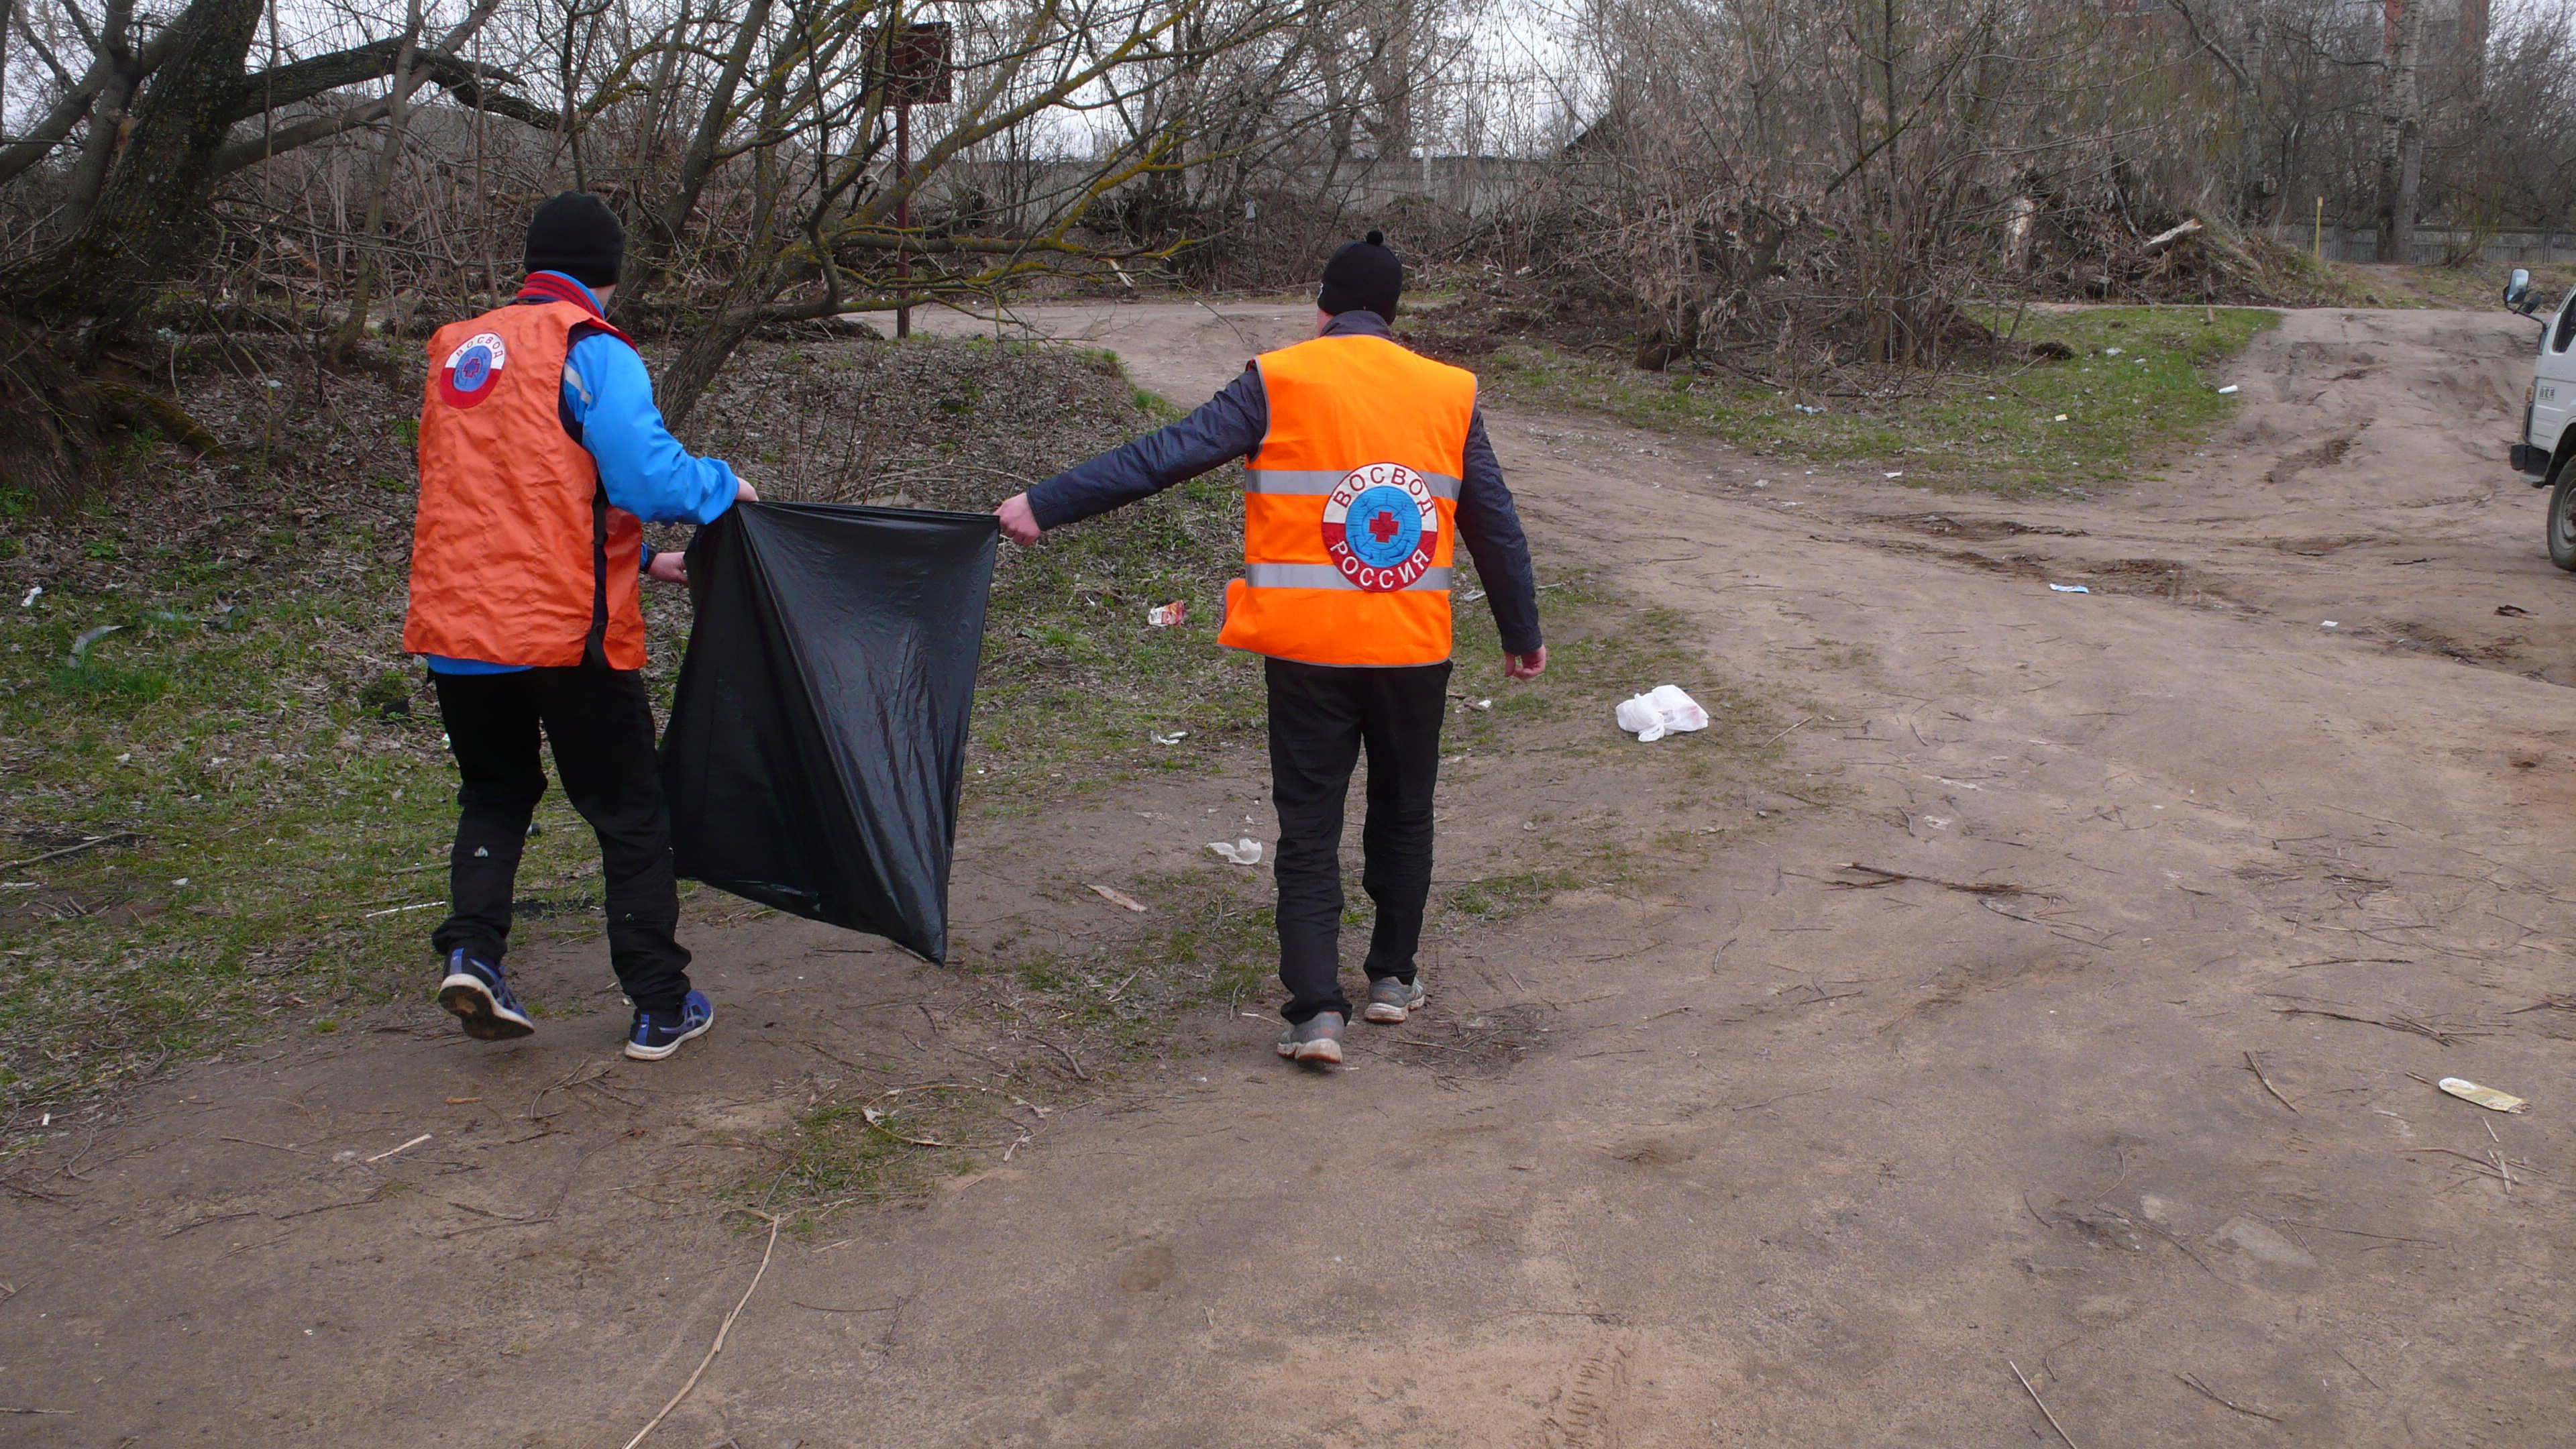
{"left": 515, "top": 272, "right": 634, "bottom": 343}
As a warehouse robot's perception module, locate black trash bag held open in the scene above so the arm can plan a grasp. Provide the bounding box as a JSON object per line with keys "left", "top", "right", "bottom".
{"left": 661, "top": 502, "right": 998, "bottom": 963}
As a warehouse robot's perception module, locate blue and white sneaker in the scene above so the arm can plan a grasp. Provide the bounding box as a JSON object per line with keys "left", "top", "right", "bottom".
{"left": 625, "top": 990, "right": 714, "bottom": 1061}
{"left": 437, "top": 949, "right": 535, "bottom": 1041}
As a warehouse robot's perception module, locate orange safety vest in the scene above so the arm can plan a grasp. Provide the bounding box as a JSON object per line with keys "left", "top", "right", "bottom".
{"left": 402, "top": 286, "right": 648, "bottom": 670}
{"left": 1218, "top": 333, "right": 1477, "bottom": 667}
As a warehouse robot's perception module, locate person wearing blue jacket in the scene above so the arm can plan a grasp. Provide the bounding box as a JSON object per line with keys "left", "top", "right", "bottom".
{"left": 413, "top": 193, "right": 753, "bottom": 1063}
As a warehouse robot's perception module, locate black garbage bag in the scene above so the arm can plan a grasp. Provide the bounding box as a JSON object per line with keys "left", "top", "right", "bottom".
{"left": 661, "top": 502, "right": 998, "bottom": 963}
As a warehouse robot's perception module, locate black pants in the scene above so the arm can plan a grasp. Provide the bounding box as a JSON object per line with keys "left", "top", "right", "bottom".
{"left": 1267, "top": 657, "right": 1450, "bottom": 1023}
{"left": 430, "top": 660, "right": 691, "bottom": 1012}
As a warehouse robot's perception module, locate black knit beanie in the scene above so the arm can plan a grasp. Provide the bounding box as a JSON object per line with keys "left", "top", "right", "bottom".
{"left": 525, "top": 193, "right": 625, "bottom": 288}
{"left": 1318, "top": 229, "right": 1402, "bottom": 322}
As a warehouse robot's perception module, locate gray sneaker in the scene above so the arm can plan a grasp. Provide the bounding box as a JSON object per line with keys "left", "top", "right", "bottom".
{"left": 1276, "top": 1011, "right": 1346, "bottom": 1066}
{"left": 1362, "top": 976, "right": 1426, "bottom": 1024}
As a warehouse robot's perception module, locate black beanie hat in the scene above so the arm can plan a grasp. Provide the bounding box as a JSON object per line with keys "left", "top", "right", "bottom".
{"left": 1318, "top": 229, "right": 1402, "bottom": 321}
{"left": 525, "top": 192, "right": 625, "bottom": 288}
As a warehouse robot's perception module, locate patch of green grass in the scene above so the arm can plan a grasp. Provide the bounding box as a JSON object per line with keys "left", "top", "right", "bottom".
{"left": 0, "top": 333, "right": 1248, "bottom": 1142}
{"left": 0, "top": 591, "right": 643, "bottom": 1125}
{"left": 970, "top": 465, "right": 1267, "bottom": 804}
{"left": 1444, "top": 866, "right": 1580, "bottom": 920}
{"left": 1470, "top": 305, "right": 2281, "bottom": 495}
{"left": 2331, "top": 259, "right": 2576, "bottom": 311}
{"left": 757, "top": 1091, "right": 995, "bottom": 1210}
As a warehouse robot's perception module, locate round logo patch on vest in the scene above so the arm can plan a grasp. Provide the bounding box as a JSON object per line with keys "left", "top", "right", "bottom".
{"left": 1322, "top": 463, "right": 1441, "bottom": 592}
{"left": 436, "top": 331, "right": 508, "bottom": 409}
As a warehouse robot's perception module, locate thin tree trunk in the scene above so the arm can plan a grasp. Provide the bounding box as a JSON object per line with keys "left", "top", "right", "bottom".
{"left": 329, "top": 0, "right": 426, "bottom": 364}
{"left": 2376, "top": 0, "right": 2422, "bottom": 264}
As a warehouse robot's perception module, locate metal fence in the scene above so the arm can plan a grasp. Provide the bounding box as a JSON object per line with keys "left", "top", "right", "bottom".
{"left": 2272, "top": 223, "right": 2576, "bottom": 266}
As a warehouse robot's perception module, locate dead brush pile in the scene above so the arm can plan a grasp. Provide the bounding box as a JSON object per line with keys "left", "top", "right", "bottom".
{"left": 2019, "top": 209, "right": 2349, "bottom": 308}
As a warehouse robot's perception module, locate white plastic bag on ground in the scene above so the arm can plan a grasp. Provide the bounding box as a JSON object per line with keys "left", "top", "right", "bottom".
{"left": 1615, "top": 685, "right": 1710, "bottom": 743}
{"left": 1208, "top": 838, "right": 1264, "bottom": 865}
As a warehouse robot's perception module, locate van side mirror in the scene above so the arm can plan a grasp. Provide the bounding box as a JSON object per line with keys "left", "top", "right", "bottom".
{"left": 2506, "top": 268, "right": 2536, "bottom": 315}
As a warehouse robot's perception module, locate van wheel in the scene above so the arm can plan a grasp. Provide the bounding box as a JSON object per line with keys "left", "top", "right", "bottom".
{"left": 2552, "top": 467, "right": 2576, "bottom": 572}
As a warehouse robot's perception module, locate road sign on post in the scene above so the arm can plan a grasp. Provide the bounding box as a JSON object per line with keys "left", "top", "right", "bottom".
{"left": 875, "top": 22, "right": 951, "bottom": 339}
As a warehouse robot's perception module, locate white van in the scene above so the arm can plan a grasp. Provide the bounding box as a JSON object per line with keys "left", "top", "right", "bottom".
{"left": 2506, "top": 268, "right": 2576, "bottom": 564}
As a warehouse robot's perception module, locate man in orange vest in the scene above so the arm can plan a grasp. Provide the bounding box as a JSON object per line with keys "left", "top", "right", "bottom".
{"left": 405, "top": 193, "right": 755, "bottom": 1063}
{"left": 996, "top": 232, "right": 1544, "bottom": 1067}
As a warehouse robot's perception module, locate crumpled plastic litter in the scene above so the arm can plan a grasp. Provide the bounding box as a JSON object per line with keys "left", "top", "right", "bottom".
{"left": 68, "top": 624, "right": 122, "bottom": 660}
{"left": 2049, "top": 584, "right": 2089, "bottom": 594}
{"left": 1150, "top": 730, "right": 1189, "bottom": 745}
{"left": 1146, "top": 600, "right": 1185, "bottom": 627}
{"left": 1208, "top": 838, "right": 1264, "bottom": 865}
{"left": 1615, "top": 684, "right": 1710, "bottom": 744}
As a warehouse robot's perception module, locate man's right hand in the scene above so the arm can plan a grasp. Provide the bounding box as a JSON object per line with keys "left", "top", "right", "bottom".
{"left": 735, "top": 480, "right": 759, "bottom": 503}
{"left": 996, "top": 492, "right": 1042, "bottom": 546}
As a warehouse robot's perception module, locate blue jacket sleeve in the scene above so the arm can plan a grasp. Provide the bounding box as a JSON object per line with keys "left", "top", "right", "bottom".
{"left": 564, "top": 331, "right": 740, "bottom": 525}
{"left": 1456, "top": 407, "right": 1543, "bottom": 655}
{"left": 1026, "top": 368, "right": 1267, "bottom": 529}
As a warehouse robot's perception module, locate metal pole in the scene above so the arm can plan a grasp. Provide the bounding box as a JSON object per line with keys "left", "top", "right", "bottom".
{"left": 896, "top": 101, "right": 911, "bottom": 339}
{"left": 2314, "top": 196, "right": 2323, "bottom": 266}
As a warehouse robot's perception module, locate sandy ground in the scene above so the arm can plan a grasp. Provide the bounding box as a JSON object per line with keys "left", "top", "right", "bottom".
{"left": 4, "top": 301, "right": 2572, "bottom": 1446}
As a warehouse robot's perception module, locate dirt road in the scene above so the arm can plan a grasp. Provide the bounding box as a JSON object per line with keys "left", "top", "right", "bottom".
{"left": 5, "top": 304, "right": 2571, "bottom": 1446}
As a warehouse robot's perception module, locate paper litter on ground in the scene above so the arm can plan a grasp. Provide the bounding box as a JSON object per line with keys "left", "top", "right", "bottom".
{"left": 2439, "top": 1077, "right": 2528, "bottom": 1113}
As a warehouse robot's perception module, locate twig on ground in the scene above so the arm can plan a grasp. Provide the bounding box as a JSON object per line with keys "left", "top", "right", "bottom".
{"left": 2271, "top": 1005, "right": 2479, "bottom": 1046}
{"left": 2174, "top": 1371, "right": 2283, "bottom": 1422}
{"left": 2330, "top": 1345, "right": 2384, "bottom": 1391}
{"left": 2141, "top": 1221, "right": 2222, "bottom": 1279}
{"left": 2288, "top": 956, "right": 2414, "bottom": 969}
{"left": 1834, "top": 863, "right": 2026, "bottom": 894}
{"left": 529, "top": 1059, "right": 613, "bottom": 1121}
{"left": 363, "top": 1132, "right": 431, "bottom": 1164}
{"left": 0, "top": 833, "right": 139, "bottom": 871}
{"left": 1730, "top": 1087, "right": 1828, "bottom": 1113}
{"left": 162, "top": 1209, "right": 261, "bottom": 1237}
{"left": 2010, "top": 1360, "right": 2082, "bottom": 1449}
{"left": 619, "top": 1209, "right": 781, "bottom": 1449}
{"left": 2508, "top": 994, "right": 2576, "bottom": 1014}
{"left": 269, "top": 1194, "right": 384, "bottom": 1222}
{"left": 2241, "top": 1051, "right": 2299, "bottom": 1114}
{"left": 1761, "top": 715, "right": 1815, "bottom": 747}
{"left": 1036, "top": 1038, "right": 1089, "bottom": 1081}
{"left": 543, "top": 1129, "right": 644, "bottom": 1220}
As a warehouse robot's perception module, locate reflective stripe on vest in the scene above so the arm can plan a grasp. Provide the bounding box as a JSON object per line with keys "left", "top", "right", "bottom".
{"left": 402, "top": 299, "right": 649, "bottom": 670}
{"left": 1244, "top": 468, "right": 1462, "bottom": 500}
{"left": 1244, "top": 564, "right": 1455, "bottom": 591}
{"left": 1217, "top": 334, "right": 1478, "bottom": 667}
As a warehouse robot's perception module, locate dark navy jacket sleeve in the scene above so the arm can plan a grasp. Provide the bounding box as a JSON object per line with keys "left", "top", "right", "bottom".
{"left": 1456, "top": 408, "right": 1542, "bottom": 655}
{"left": 1026, "top": 368, "right": 1268, "bottom": 529}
